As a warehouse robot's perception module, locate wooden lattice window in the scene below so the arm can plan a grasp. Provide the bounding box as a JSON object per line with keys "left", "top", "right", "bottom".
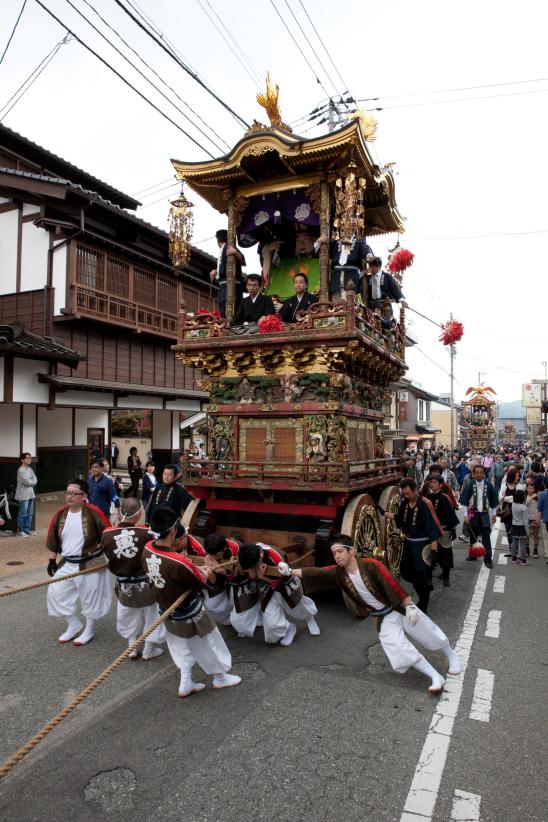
{"left": 133, "top": 267, "right": 156, "bottom": 306}
{"left": 76, "top": 245, "right": 104, "bottom": 291}
{"left": 348, "top": 428, "right": 358, "bottom": 460}
{"left": 106, "top": 256, "right": 130, "bottom": 298}
{"left": 0, "top": 150, "right": 18, "bottom": 169}
{"left": 245, "top": 428, "right": 267, "bottom": 463}
{"left": 273, "top": 427, "right": 296, "bottom": 463}
{"left": 157, "top": 275, "right": 178, "bottom": 312}
{"left": 181, "top": 285, "right": 200, "bottom": 313}
{"left": 365, "top": 424, "right": 375, "bottom": 459}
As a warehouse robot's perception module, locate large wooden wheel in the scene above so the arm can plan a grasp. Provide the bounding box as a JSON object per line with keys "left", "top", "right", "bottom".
{"left": 378, "top": 485, "right": 404, "bottom": 576}
{"left": 341, "top": 493, "right": 383, "bottom": 560}
{"left": 181, "top": 498, "right": 202, "bottom": 532}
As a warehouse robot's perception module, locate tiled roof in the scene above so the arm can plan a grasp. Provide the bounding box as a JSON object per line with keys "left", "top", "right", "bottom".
{"left": 0, "top": 322, "right": 80, "bottom": 367}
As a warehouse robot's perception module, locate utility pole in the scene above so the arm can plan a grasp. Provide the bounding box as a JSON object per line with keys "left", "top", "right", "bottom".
{"left": 450, "top": 312, "right": 455, "bottom": 451}
{"left": 328, "top": 99, "right": 337, "bottom": 132}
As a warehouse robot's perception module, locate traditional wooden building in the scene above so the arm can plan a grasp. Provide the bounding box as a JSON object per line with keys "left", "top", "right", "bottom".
{"left": 0, "top": 124, "right": 214, "bottom": 490}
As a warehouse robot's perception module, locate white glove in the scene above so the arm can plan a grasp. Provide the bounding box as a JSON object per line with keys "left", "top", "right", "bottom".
{"left": 405, "top": 604, "right": 419, "bottom": 626}
{"left": 277, "top": 561, "right": 292, "bottom": 577}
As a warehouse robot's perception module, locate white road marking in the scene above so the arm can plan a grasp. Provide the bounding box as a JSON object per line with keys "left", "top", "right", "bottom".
{"left": 399, "top": 564, "right": 490, "bottom": 821}
{"left": 450, "top": 789, "right": 481, "bottom": 820}
{"left": 469, "top": 668, "right": 494, "bottom": 722}
{"left": 497, "top": 553, "right": 507, "bottom": 565}
{"left": 493, "top": 575, "right": 505, "bottom": 593}
{"left": 484, "top": 610, "right": 501, "bottom": 638}
{"left": 500, "top": 536, "right": 508, "bottom": 546}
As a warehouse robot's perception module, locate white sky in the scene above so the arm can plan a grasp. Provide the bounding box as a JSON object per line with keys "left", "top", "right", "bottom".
{"left": 2, "top": 0, "right": 548, "bottom": 402}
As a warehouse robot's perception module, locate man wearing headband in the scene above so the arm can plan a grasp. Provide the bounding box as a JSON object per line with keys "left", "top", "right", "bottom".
{"left": 201, "top": 533, "right": 241, "bottom": 625}
{"left": 101, "top": 497, "right": 166, "bottom": 660}
{"left": 143, "top": 506, "right": 241, "bottom": 698}
{"left": 293, "top": 534, "right": 460, "bottom": 694}
{"left": 230, "top": 542, "right": 320, "bottom": 646}
{"left": 46, "top": 479, "right": 112, "bottom": 646}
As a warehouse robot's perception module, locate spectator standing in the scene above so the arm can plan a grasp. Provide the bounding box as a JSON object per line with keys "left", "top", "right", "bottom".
{"left": 15, "top": 452, "right": 37, "bottom": 537}
{"left": 536, "top": 487, "right": 548, "bottom": 563}
{"left": 111, "top": 442, "right": 119, "bottom": 470}
{"left": 499, "top": 466, "right": 524, "bottom": 554}
{"left": 146, "top": 464, "right": 193, "bottom": 524}
{"left": 404, "top": 458, "right": 423, "bottom": 487}
{"left": 524, "top": 480, "right": 540, "bottom": 558}
{"left": 510, "top": 490, "right": 529, "bottom": 565}
{"left": 459, "top": 464, "right": 497, "bottom": 568}
{"left": 492, "top": 455, "right": 505, "bottom": 497}
{"left": 126, "top": 447, "right": 143, "bottom": 497}
{"left": 455, "top": 456, "right": 470, "bottom": 487}
{"left": 87, "top": 459, "right": 120, "bottom": 521}
{"left": 142, "top": 461, "right": 158, "bottom": 509}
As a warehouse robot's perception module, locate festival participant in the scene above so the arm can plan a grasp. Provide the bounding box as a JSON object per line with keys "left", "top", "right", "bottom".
{"left": 209, "top": 229, "right": 246, "bottom": 318}
{"left": 363, "top": 256, "right": 408, "bottom": 309}
{"left": 46, "top": 479, "right": 112, "bottom": 645}
{"left": 424, "top": 463, "right": 459, "bottom": 510}
{"left": 423, "top": 476, "right": 459, "bottom": 587}
{"left": 146, "top": 464, "right": 193, "bottom": 523}
{"left": 230, "top": 273, "right": 275, "bottom": 327}
{"left": 230, "top": 542, "right": 320, "bottom": 645}
{"left": 329, "top": 220, "right": 373, "bottom": 301}
{"left": 459, "top": 464, "right": 497, "bottom": 568}
{"left": 384, "top": 478, "right": 442, "bottom": 613}
{"left": 101, "top": 497, "right": 165, "bottom": 660}
{"left": 143, "top": 506, "right": 241, "bottom": 698}
{"left": 294, "top": 534, "right": 460, "bottom": 694}
{"left": 279, "top": 272, "right": 318, "bottom": 323}
{"left": 201, "top": 532, "right": 241, "bottom": 625}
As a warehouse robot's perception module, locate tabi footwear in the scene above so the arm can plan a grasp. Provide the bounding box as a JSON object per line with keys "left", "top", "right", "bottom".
{"left": 178, "top": 680, "right": 206, "bottom": 698}
{"left": 58, "top": 618, "right": 83, "bottom": 643}
{"left": 212, "top": 673, "right": 242, "bottom": 690}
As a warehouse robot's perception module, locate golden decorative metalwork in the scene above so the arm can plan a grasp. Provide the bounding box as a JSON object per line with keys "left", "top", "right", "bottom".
{"left": 385, "top": 493, "right": 404, "bottom": 577}
{"left": 168, "top": 185, "right": 194, "bottom": 269}
{"left": 354, "top": 504, "right": 381, "bottom": 558}
{"left": 256, "top": 72, "right": 292, "bottom": 132}
{"left": 332, "top": 171, "right": 366, "bottom": 244}
{"left": 347, "top": 110, "right": 378, "bottom": 142}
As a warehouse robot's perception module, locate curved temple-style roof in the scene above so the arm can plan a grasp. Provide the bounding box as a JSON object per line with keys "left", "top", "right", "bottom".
{"left": 171, "top": 120, "right": 405, "bottom": 237}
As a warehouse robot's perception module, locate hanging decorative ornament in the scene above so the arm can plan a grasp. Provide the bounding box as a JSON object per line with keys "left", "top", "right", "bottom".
{"left": 439, "top": 319, "right": 464, "bottom": 346}
{"left": 387, "top": 248, "right": 414, "bottom": 274}
{"left": 168, "top": 184, "right": 194, "bottom": 269}
{"left": 332, "top": 151, "right": 366, "bottom": 244}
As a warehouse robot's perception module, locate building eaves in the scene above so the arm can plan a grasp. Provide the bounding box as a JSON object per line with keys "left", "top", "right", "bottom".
{"left": 0, "top": 322, "right": 80, "bottom": 367}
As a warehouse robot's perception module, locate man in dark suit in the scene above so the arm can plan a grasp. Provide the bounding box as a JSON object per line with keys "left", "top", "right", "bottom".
{"left": 329, "top": 222, "right": 374, "bottom": 299}
{"left": 209, "top": 229, "right": 246, "bottom": 317}
{"left": 459, "top": 464, "right": 498, "bottom": 568}
{"left": 230, "top": 273, "right": 275, "bottom": 327}
{"left": 279, "top": 273, "right": 318, "bottom": 323}
{"left": 364, "top": 256, "right": 408, "bottom": 309}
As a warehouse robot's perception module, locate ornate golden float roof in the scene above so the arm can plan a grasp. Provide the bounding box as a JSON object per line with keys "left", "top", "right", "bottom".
{"left": 171, "top": 119, "right": 405, "bottom": 237}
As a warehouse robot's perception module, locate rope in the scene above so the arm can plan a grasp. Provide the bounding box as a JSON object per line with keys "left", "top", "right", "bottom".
{"left": 0, "top": 589, "right": 191, "bottom": 780}
{"left": 406, "top": 305, "right": 442, "bottom": 329}
{"left": 0, "top": 562, "right": 109, "bottom": 598}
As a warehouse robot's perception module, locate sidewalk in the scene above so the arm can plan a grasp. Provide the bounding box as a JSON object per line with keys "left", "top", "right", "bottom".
{"left": 0, "top": 492, "right": 64, "bottom": 577}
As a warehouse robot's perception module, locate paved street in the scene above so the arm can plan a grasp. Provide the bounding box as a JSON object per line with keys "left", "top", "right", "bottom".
{"left": 0, "top": 525, "right": 546, "bottom": 822}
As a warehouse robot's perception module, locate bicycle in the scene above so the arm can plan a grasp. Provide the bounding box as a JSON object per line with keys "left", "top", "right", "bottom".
{"left": 0, "top": 486, "right": 18, "bottom": 535}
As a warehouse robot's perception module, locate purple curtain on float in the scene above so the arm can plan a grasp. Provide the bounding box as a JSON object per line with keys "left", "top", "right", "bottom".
{"left": 239, "top": 190, "right": 319, "bottom": 234}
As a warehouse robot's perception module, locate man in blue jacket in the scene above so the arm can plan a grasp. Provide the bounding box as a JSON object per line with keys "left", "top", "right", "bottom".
{"left": 87, "top": 459, "right": 119, "bottom": 521}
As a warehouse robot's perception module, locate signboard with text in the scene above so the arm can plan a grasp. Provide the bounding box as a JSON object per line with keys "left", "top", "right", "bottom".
{"left": 526, "top": 407, "right": 541, "bottom": 425}
{"left": 522, "top": 383, "right": 541, "bottom": 407}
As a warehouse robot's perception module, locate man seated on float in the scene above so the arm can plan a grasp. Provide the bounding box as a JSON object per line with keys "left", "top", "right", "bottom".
{"left": 230, "top": 272, "right": 275, "bottom": 330}
{"left": 329, "top": 219, "right": 374, "bottom": 301}
{"left": 230, "top": 542, "right": 320, "bottom": 645}
{"left": 278, "top": 272, "right": 318, "bottom": 323}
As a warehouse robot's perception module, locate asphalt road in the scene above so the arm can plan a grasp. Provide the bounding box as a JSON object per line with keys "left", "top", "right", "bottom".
{"left": 0, "top": 528, "right": 546, "bottom": 822}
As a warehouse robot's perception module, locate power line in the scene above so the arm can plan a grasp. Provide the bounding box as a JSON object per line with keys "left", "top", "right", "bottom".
{"left": 0, "top": 0, "right": 28, "bottom": 68}
{"left": 357, "top": 74, "right": 548, "bottom": 102}
{"left": 112, "top": 0, "right": 249, "bottom": 128}
{"left": 0, "top": 35, "right": 69, "bottom": 121}
{"left": 34, "top": 0, "right": 217, "bottom": 156}
{"left": 138, "top": 180, "right": 180, "bottom": 200}
{"left": 195, "top": 0, "right": 262, "bottom": 90}
{"left": 80, "top": 0, "right": 231, "bottom": 151}
{"left": 269, "top": 0, "right": 333, "bottom": 102}
{"left": 125, "top": 0, "right": 201, "bottom": 77}
{"left": 365, "top": 85, "right": 548, "bottom": 112}
{"left": 411, "top": 229, "right": 548, "bottom": 241}
{"left": 63, "top": 0, "right": 226, "bottom": 155}
{"left": 202, "top": 0, "right": 263, "bottom": 84}
{"left": 297, "top": 0, "right": 352, "bottom": 99}
{"left": 132, "top": 177, "right": 174, "bottom": 196}
{"left": 281, "top": 0, "right": 340, "bottom": 97}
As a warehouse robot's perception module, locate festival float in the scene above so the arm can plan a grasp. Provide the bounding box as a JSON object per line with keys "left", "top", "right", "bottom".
{"left": 170, "top": 76, "right": 412, "bottom": 570}
{"left": 461, "top": 385, "right": 497, "bottom": 451}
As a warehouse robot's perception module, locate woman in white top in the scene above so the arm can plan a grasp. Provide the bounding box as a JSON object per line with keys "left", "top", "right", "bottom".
{"left": 15, "top": 452, "right": 37, "bottom": 537}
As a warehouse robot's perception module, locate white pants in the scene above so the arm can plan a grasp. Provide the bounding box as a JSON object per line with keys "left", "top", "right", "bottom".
{"left": 166, "top": 628, "right": 231, "bottom": 677}
{"left": 203, "top": 589, "right": 233, "bottom": 625}
{"left": 116, "top": 601, "right": 166, "bottom": 644}
{"left": 379, "top": 610, "right": 449, "bottom": 673}
{"left": 47, "top": 563, "right": 112, "bottom": 620}
{"left": 230, "top": 591, "right": 317, "bottom": 643}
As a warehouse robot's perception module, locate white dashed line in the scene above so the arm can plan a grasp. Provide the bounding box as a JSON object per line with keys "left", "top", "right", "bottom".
{"left": 484, "top": 610, "right": 501, "bottom": 638}
{"left": 493, "top": 575, "right": 505, "bottom": 593}
{"left": 399, "top": 564, "right": 490, "bottom": 821}
{"left": 497, "top": 553, "right": 507, "bottom": 565}
{"left": 450, "top": 789, "right": 481, "bottom": 820}
{"left": 500, "top": 536, "right": 508, "bottom": 546}
{"left": 469, "top": 668, "right": 494, "bottom": 722}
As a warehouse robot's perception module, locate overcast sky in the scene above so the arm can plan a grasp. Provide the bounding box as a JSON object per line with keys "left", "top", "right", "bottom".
{"left": 2, "top": 0, "right": 548, "bottom": 401}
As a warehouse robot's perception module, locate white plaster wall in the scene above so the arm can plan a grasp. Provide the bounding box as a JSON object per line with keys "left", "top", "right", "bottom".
{"left": 51, "top": 243, "right": 67, "bottom": 315}
{"left": 20, "top": 222, "right": 48, "bottom": 291}
{"left": 56, "top": 390, "right": 114, "bottom": 408}
{"left": 22, "top": 404, "right": 36, "bottom": 456}
{"left": 120, "top": 395, "right": 163, "bottom": 410}
{"left": 0, "top": 358, "right": 4, "bottom": 401}
{"left": 165, "top": 398, "right": 201, "bottom": 412}
{"left": 22, "top": 204, "right": 39, "bottom": 217}
{"left": 171, "top": 412, "right": 180, "bottom": 449}
{"left": 0, "top": 197, "right": 10, "bottom": 204}
{"left": 12, "top": 358, "right": 49, "bottom": 404}
{"left": 0, "top": 209, "right": 19, "bottom": 294}
{"left": 74, "top": 409, "right": 109, "bottom": 446}
{"left": 0, "top": 404, "right": 20, "bottom": 457}
{"left": 152, "top": 410, "right": 171, "bottom": 449}
{"left": 37, "top": 407, "right": 72, "bottom": 447}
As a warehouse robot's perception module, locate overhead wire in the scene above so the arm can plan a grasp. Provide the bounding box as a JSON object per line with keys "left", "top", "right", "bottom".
{"left": 0, "top": 0, "right": 28, "bottom": 68}
{"left": 364, "top": 85, "right": 548, "bottom": 112}
{"left": 357, "top": 74, "right": 548, "bottom": 102}
{"left": 202, "top": 0, "right": 263, "bottom": 84}
{"left": 112, "top": 0, "right": 249, "bottom": 128}
{"left": 79, "top": 0, "right": 231, "bottom": 151}
{"left": 125, "top": 0, "right": 201, "bottom": 76}
{"left": 281, "top": 0, "right": 341, "bottom": 97}
{"left": 297, "top": 0, "right": 352, "bottom": 99}
{"left": 137, "top": 180, "right": 180, "bottom": 201}
{"left": 33, "top": 0, "right": 217, "bottom": 156}
{"left": 132, "top": 176, "right": 175, "bottom": 196}
{"left": 195, "top": 0, "right": 262, "bottom": 90}
{"left": 0, "top": 35, "right": 70, "bottom": 121}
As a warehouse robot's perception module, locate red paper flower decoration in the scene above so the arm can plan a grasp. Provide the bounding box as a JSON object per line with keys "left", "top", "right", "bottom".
{"left": 469, "top": 544, "right": 486, "bottom": 558}
{"left": 258, "top": 314, "right": 285, "bottom": 333}
{"left": 195, "top": 308, "right": 221, "bottom": 319}
{"left": 388, "top": 248, "right": 414, "bottom": 274}
{"left": 439, "top": 320, "right": 464, "bottom": 345}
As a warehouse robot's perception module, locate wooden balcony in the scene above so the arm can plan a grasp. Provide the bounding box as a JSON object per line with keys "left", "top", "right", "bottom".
{"left": 71, "top": 285, "right": 179, "bottom": 338}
